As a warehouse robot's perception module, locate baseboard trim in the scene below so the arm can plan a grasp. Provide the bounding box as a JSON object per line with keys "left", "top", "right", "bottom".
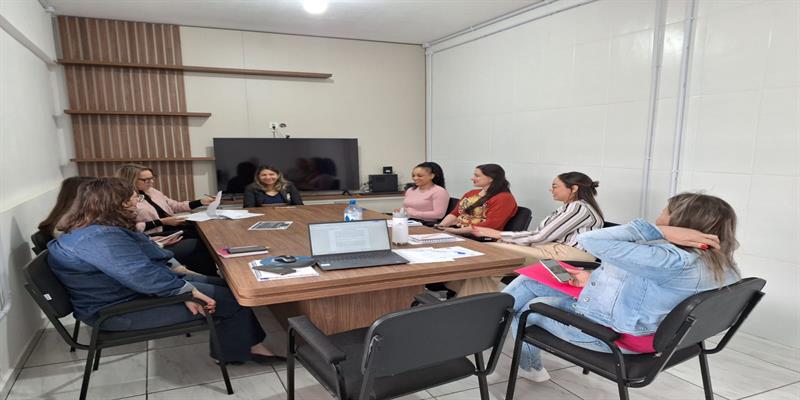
{"left": 0, "top": 318, "right": 47, "bottom": 399}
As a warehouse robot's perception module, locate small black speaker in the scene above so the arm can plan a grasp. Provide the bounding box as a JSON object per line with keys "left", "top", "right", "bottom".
{"left": 369, "top": 174, "right": 398, "bottom": 193}
{"left": 382, "top": 166, "right": 393, "bottom": 174}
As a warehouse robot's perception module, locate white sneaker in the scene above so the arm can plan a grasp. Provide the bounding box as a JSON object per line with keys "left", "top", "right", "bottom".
{"left": 516, "top": 366, "right": 551, "bottom": 382}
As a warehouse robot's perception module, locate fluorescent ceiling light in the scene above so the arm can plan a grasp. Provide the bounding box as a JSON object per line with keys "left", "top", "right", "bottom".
{"left": 303, "top": 0, "right": 328, "bottom": 14}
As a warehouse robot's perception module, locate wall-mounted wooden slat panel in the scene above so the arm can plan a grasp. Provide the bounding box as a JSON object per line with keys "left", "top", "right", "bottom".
{"left": 59, "top": 16, "right": 193, "bottom": 200}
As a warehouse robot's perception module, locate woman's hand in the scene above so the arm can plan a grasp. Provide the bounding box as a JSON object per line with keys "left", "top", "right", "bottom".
{"left": 471, "top": 226, "right": 502, "bottom": 239}
{"left": 658, "top": 226, "right": 720, "bottom": 250}
{"left": 160, "top": 216, "right": 185, "bottom": 226}
{"left": 443, "top": 226, "right": 472, "bottom": 234}
{"left": 566, "top": 268, "right": 592, "bottom": 288}
{"left": 185, "top": 288, "right": 216, "bottom": 315}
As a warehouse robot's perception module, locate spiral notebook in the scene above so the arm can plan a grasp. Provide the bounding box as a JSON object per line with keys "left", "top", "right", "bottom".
{"left": 407, "top": 233, "right": 465, "bottom": 245}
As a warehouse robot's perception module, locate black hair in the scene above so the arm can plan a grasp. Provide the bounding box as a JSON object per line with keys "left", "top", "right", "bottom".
{"left": 465, "top": 163, "right": 511, "bottom": 213}
{"left": 556, "top": 171, "right": 604, "bottom": 220}
{"left": 413, "top": 162, "right": 446, "bottom": 189}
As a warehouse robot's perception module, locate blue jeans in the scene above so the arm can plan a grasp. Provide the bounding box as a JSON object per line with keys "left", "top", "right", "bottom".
{"left": 502, "top": 275, "right": 620, "bottom": 371}
{"left": 95, "top": 275, "right": 266, "bottom": 362}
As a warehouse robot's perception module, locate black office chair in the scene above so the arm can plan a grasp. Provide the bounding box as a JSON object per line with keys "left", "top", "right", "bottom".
{"left": 286, "top": 292, "right": 514, "bottom": 400}
{"left": 22, "top": 251, "right": 234, "bottom": 400}
{"left": 504, "top": 207, "right": 532, "bottom": 232}
{"left": 506, "top": 277, "right": 767, "bottom": 400}
{"left": 30, "top": 231, "right": 51, "bottom": 255}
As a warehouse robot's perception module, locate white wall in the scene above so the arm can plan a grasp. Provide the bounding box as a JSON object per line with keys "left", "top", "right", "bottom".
{"left": 429, "top": 0, "right": 799, "bottom": 347}
{"left": 179, "top": 27, "right": 426, "bottom": 196}
{"left": 0, "top": 0, "right": 73, "bottom": 396}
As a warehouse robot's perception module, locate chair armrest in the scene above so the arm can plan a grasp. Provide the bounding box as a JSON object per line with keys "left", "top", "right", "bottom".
{"left": 96, "top": 292, "right": 194, "bottom": 324}
{"left": 413, "top": 292, "right": 442, "bottom": 306}
{"left": 529, "top": 303, "right": 620, "bottom": 344}
{"left": 562, "top": 261, "right": 601, "bottom": 270}
{"left": 288, "top": 316, "right": 346, "bottom": 364}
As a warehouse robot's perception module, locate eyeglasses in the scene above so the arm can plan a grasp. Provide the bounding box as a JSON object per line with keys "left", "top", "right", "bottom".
{"left": 137, "top": 177, "right": 156, "bottom": 182}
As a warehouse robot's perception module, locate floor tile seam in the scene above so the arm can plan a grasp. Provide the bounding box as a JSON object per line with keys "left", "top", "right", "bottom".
{"left": 144, "top": 369, "right": 278, "bottom": 395}
{"left": 547, "top": 370, "right": 588, "bottom": 400}
{"left": 663, "top": 370, "right": 730, "bottom": 399}
{"left": 19, "top": 349, "right": 148, "bottom": 371}
{"left": 735, "top": 379, "right": 800, "bottom": 400}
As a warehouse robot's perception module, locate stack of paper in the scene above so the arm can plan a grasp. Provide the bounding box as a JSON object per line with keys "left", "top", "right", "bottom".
{"left": 407, "top": 233, "right": 465, "bottom": 245}
{"left": 391, "top": 246, "right": 484, "bottom": 264}
{"left": 385, "top": 220, "right": 423, "bottom": 227}
{"left": 186, "top": 209, "right": 263, "bottom": 222}
{"left": 249, "top": 264, "right": 319, "bottom": 281}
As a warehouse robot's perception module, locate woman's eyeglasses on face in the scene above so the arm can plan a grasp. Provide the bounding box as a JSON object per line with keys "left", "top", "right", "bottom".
{"left": 138, "top": 177, "right": 156, "bottom": 182}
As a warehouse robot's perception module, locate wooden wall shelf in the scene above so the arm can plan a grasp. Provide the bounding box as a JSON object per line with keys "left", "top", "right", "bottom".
{"left": 64, "top": 110, "right": 211, "bottom": 117}
{"left": 71, "top": 157, "right": 215, "bottom": 162}
{"left": 58, "top": 59, "right": 333, "bottom": 79}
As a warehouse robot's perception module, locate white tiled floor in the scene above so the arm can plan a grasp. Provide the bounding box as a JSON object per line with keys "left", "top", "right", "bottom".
{"left": 6, "top": 321, "right": 799, "bottom": 400}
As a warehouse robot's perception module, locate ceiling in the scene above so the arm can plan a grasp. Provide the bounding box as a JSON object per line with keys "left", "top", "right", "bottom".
{"left": 44, "top": 0, "right": 543, "bottom": 45}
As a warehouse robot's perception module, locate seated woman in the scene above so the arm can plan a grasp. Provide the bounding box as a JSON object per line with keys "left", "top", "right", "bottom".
{"left": 115, "top": 164, "right": 217, "bottom": 275}
{"left": 243, "top": 165, "right": 303, "bottom": 207}
{"left": 403, "top": 162, "right": 449, "bottom": 223}
{"left": 115, "top": 164, "right": 212, "bottom": 235}
{"left": 47, "top": 178, "right": 279, "bottom": 363}
{"left": 473, "top": 172, "right": 604, "bottom": 265}
{"left": 36, "top": 176, "right": 94, "bottom": 241}
{"left": 437, "top": 164, "right": 517, "bottom": 296}
{"left": 437, "top": 163, "right": 517, "bottom": 234}
{"left": 503, "top": 193, "right": 740, "bottom": 382}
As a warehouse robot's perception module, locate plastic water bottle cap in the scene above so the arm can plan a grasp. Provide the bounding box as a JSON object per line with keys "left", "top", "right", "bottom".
{"left": 349, "top": 199, "right": 357, "bottom": 205}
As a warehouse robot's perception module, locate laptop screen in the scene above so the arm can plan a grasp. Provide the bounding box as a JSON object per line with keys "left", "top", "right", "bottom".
{"left": 309, "top": 219, "right": 391, "bottom": 256}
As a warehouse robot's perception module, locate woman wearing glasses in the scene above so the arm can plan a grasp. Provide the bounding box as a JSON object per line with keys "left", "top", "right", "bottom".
{"left": 116, "top": 164, "right": 217, "bottom": 275}
{"left": 116, "top": 164, "right": 213, "bottom": 235}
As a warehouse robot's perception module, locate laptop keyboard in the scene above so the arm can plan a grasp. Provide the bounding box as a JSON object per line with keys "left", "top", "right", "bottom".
{"left": 316, "top": 252, "right": 380, "bottom": 263}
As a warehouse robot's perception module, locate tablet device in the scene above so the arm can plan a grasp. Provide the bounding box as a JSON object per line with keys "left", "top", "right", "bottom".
{"left": 252, "top": 265, "right": 295, "bottom": 275}
{"left": 540, "top": 259, "right": 572, "bottom": 283}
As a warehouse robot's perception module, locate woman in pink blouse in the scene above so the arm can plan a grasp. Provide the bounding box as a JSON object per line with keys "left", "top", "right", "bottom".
{"left": 403, "top": 162, "right": 450, "bottom": 222}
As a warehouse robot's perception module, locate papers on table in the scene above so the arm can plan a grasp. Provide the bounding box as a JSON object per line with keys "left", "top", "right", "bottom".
{"left": 182, "top": 191, "right": 263, "bottom": 221}
{"left": 249, "top": 258, "right": 320, "bottom": 281}
{"left": 385, "top": 219, "right": 423, "bottom": 227}
{"left": 391, "top": 246, "right": 484, "bottom": 264}
{"left": 185, "top": 209, "right": 263, "bottom": 222}
{"left": 249, "top": 221, "right": 293, "bottom": 230}
{"left": 407, "top": 233, "right": 465, "bottom": 245}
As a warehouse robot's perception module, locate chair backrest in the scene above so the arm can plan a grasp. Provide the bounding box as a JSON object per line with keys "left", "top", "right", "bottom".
{"left": 504, "top": 206, "right": 532, "bottom": 232}
{"left": 23, "top": 250, "right": 75, "bottom": 319}
{"left": 446, "top": 197, "right": 460, "bottom": 215}
{"left": 362, "top": 292, "right": 513, "bottom": 377}
{"left": 30, "top": 231, "right": 52, "bottom": 255}
{"left": 653, "top": 277, "right": 766, "bottom": 352}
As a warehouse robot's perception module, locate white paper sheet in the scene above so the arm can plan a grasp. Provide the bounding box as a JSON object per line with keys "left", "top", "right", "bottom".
{"left": 249, "top": 265, "right": 319, "bottom": 281}
{"left": 392, "top": 247, "right": 455, "bottom": 264}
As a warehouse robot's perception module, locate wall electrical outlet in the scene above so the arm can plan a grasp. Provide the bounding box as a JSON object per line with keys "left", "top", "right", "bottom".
{"left": 269, "top": 122, "right": 278, "bottom": 130}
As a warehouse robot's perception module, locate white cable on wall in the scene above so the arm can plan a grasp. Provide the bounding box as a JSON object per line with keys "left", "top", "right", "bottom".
{"left": 670, "top": 0, "right": 699, "bottom": 196}
{"left": 639, "top": 0, "right": 669, "bottom": 217}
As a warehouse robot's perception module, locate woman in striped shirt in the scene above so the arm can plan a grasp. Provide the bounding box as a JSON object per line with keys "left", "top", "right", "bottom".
{"left": 472, "top": 171, "right": 604, "bottom": 265}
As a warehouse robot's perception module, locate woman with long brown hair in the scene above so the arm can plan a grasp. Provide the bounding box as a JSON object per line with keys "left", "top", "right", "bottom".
{"left": 47, "top": 178, "right": 280, "bottom": 364}
{"left": 437, "top": 163, "right": 517, "bottom": 234}
{"left": 474, "top": 171, "right": 604, "bottom": 265}
{"left": 243, "top": 165, "right": 303, "bottom": 207}
{"left": 503, "top": 193, "right": 741, "bottom": 383}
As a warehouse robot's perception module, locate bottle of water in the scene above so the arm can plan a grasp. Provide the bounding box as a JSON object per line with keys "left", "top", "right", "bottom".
{"left": 392, "top": 208, "right": 409, "bottom": 245}
{"left": 344, "top": 199, "right": 363, "bottom": 221}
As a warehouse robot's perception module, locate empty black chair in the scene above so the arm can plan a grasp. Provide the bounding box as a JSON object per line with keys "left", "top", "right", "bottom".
{"left": 506, "top": 277, "right": 767, "bottom": 400}
{"left": 286, "top": 292, "right": 514, "bottom": 400}
{"left": 22, "top": 251, "right": 234, "bottom": 400}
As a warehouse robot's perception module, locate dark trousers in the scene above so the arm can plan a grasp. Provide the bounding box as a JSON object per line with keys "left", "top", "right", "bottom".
{"left": 97, "top": 275, "right": 266, "bottom": 362}
{"left": 165, "top": 238, "right": 218, "bottom": 276}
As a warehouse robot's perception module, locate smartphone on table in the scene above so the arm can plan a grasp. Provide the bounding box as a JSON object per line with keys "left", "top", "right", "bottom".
{"left": 539, "top": 259, "right": 573, "bottom": 283}
{"left": 226, "top": 245, "right": 268, "bottom": 254}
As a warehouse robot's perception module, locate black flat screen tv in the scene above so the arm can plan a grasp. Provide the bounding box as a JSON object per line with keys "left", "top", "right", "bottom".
{"left": 213, "top": 138, "right": 359, "bottom": 194}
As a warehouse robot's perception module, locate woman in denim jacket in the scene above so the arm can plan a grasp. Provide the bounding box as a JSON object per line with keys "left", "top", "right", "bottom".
{"left": 503, "top": 193, "right": 741, "bottom": 382}
{"left": 47, "top": 178, "right": 280, "bottom": 364}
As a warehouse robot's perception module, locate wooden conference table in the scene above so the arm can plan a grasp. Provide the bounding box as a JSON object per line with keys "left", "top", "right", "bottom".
{"left": 196, "top": 204, "right": 524, "bottom": 334}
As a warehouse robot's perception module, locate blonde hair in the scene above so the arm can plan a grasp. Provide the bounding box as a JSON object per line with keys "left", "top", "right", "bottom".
{"left": 254, "top": 165, "right": 288, "bottom": 193}
{"left": 667, "top": 193, "right": 740, "bottom": 284}
{"left": 115, "top": 163, "right": 153, "bottom": 190}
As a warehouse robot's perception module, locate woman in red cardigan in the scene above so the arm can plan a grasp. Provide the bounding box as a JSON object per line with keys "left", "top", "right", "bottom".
{"left": 437, "top": 163, "right": 518, "bottom": 234}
